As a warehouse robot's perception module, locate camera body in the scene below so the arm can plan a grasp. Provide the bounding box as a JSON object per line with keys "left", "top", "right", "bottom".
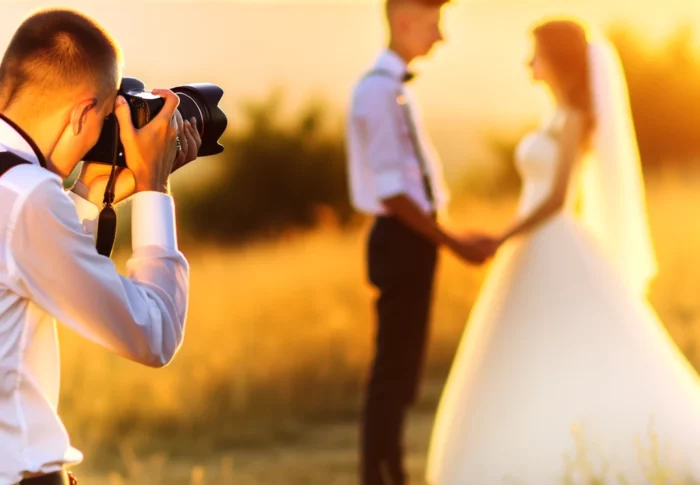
{"left": 84, "top": 77, "right": 227, "bottom": 168}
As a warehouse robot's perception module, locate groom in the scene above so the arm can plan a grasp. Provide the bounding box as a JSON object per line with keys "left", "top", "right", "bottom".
{"left": 346, "top": 0, "right": 491, "bottom": 484}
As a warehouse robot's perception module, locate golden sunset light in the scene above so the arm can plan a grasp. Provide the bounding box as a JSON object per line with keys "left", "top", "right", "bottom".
{"left": 1, "top": 1, "right": 699, "bottom": 484}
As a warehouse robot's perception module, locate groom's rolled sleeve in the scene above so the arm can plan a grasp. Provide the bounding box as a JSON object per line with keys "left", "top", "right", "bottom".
{"left": 359, "top": 83, "right": 407, "bottom": 200}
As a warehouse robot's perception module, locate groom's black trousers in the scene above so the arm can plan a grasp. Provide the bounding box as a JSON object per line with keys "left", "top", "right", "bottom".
{"left": 362, "top": 215, "right": 438, "bottom": 485}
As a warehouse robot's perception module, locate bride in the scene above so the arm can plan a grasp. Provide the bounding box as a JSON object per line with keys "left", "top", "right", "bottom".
{"left": 426, "top": 18, "right": 700, "bottom": 485}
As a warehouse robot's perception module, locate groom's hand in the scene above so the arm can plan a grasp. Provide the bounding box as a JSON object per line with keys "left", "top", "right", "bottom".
{"left": 449, "top": 235, "right": 490, "bottom": 265}
{"left": 471, "top": 234, "right": 502, "bottom": 260}
{"left": 449, "top": 233, "right": 503, "bottom": 265}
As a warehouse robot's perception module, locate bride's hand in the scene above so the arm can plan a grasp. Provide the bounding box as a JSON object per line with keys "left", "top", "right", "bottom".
{"left": 450, "top": 234, "right": 490, "bottom": 265}
{"left": 474, "top": 234, "right": 504, "bottom": 259}
{"left": 457, "top": 233, "right": 502, "bottom": 263}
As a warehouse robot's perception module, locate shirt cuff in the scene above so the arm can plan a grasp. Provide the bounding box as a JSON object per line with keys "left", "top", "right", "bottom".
{"left": 375, "top": 169, "right": 405, "bottom": 199}
{"left": 131, "top": 192, "right": 178, "bottom": 251}
{"left": 66, "top": 189, "right": 100, "bottom": 236}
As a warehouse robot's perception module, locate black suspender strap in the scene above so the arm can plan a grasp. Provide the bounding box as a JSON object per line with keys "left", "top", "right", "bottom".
{"left": 0, "top": 146, "right": 117, "bottom": 259}
{"left": 363, "top": 69, "right": 436, "bottom": 211}
{"left": 0, "top": 151, "right": 31, "bottom": 177}
{"left": 0, "top": 113, "right": 47, "bottom": 168}
{"left": 0, "top": 149, "right": 116, "bottom": 259}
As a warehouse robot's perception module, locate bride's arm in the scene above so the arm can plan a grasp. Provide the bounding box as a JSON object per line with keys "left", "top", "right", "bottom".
{"left": 497, "top": 109, "right": 588, "bottom": 243}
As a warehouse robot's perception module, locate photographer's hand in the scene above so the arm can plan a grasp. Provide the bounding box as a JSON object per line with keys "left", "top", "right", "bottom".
{"left": 172, "top": 110, "right": 202, "bottom": 171}
{"left": 114, "top": 89, "right": 180, "bottom": 194}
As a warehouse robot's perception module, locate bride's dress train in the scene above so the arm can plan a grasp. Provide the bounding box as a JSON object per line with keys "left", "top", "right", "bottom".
{"left": 426, "top": 125, "right": 700, "bottom": 484}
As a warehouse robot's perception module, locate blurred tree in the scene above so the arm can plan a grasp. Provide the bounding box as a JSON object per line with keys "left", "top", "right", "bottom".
{"left": 608, "top": 22, "right": 700, "bottom": 168}
{"left": 176, "top": 90, "right": 356, "bottom": 246}
{"left": 166, "top": 23, "right": 700, "bottom": 246}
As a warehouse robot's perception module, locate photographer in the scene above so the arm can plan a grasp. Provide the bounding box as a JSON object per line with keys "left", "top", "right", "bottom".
{"left": 0, "top": 8, "right": 200, "bottom": 485}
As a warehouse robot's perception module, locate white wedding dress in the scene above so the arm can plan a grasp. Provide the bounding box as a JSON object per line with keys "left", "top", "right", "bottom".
{"left": 426, "top": 114, "right": 700, "bottom": 485}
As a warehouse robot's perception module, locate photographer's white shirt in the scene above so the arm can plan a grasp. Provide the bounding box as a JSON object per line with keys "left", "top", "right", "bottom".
{"left": 346, "top": 49, "right": 450, "bottom": 216}
{"left": 0, "top": 116, "right": 190, "bottom": 484}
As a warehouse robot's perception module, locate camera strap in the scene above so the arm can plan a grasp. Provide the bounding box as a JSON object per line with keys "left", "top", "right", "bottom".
{"left": 95, "top": 115, "right": 119, "bottom": 258}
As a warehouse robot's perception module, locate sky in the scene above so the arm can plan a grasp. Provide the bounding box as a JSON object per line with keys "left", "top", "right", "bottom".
{"left": 0, "top": 0, "right": 698, "bottom": 172}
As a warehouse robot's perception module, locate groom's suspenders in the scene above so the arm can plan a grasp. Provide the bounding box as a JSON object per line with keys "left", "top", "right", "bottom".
{"left": 363, "top": 69, "right": 436, "bottom": 213}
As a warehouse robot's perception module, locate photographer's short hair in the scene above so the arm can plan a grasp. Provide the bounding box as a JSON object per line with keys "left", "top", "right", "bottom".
{"left": 0, "top": 8, "right": 122, "bottom": 109}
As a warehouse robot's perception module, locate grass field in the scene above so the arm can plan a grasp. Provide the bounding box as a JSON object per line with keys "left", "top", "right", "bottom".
{"left": 57, "top": 168, "right": 700, "bottom": 484}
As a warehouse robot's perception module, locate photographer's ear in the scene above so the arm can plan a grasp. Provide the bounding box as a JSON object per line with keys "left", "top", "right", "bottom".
{"left": 71, "top": 97, "right": 98, "bottom": 136}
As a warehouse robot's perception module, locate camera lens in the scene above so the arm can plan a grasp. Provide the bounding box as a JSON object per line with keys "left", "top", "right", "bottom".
{"left": 83, "top": 78, "right": 227, "bottom": 166}
{"left": 172, "top": 83, "right": 227, "bottom": 157}
{"left": 174, "top": 92, "right": 204, "bottom": 130}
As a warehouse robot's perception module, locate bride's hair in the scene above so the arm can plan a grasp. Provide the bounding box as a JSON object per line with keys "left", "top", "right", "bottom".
{"left": 532, "top": 20, "right": 593, "bottom": 125}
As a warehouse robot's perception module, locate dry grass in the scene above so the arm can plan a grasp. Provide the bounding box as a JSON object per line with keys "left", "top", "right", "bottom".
{"left": 57, "top": 169, "right": 700, "bottom": 484}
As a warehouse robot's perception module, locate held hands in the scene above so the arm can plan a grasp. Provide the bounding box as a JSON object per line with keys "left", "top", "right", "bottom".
{"left": 472, "top": 234, "right": 503, "bottom": 261}
{"left": 76, "top": 89, "right": 202, "bottom": 205}
{"left": 448, "top": 233, "right": 504, "bottom": 265}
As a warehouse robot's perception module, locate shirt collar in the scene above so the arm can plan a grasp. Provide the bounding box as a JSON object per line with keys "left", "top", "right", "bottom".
{"left": 0, "top": 113, "right": 47, "bottom": 168}
{"left": 373, "top": 49, "right": 410, "bottom": 80}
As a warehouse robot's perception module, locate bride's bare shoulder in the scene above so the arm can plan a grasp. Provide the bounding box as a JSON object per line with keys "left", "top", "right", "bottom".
{"left": 559, "top": 105, "right": 589, "bottom": 122}
{"left": 554, "top": 107, "right": 590, "bottom": 134}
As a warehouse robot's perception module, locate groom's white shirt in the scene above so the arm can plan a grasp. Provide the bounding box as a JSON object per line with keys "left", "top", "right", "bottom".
{"left": 0, "top": 117, "right": 189, "bottom": 484}
{"left": 346, "top": 49, "right": 450, "bottom": 216}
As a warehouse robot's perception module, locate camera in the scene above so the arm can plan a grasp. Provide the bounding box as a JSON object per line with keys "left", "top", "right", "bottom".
{"left": 84, "top": 77, "right": 228, "bottom": 167}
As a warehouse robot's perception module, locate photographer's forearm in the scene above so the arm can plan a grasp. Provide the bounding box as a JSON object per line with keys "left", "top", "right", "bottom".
{"left": 12, "top": 179, "right": 189, "bottom": 368}
{"left": 382, "top": 195, "right": 454, "bottom": 248}
{"left": 133, "top": 170, "right": 171, "bottom": 195}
